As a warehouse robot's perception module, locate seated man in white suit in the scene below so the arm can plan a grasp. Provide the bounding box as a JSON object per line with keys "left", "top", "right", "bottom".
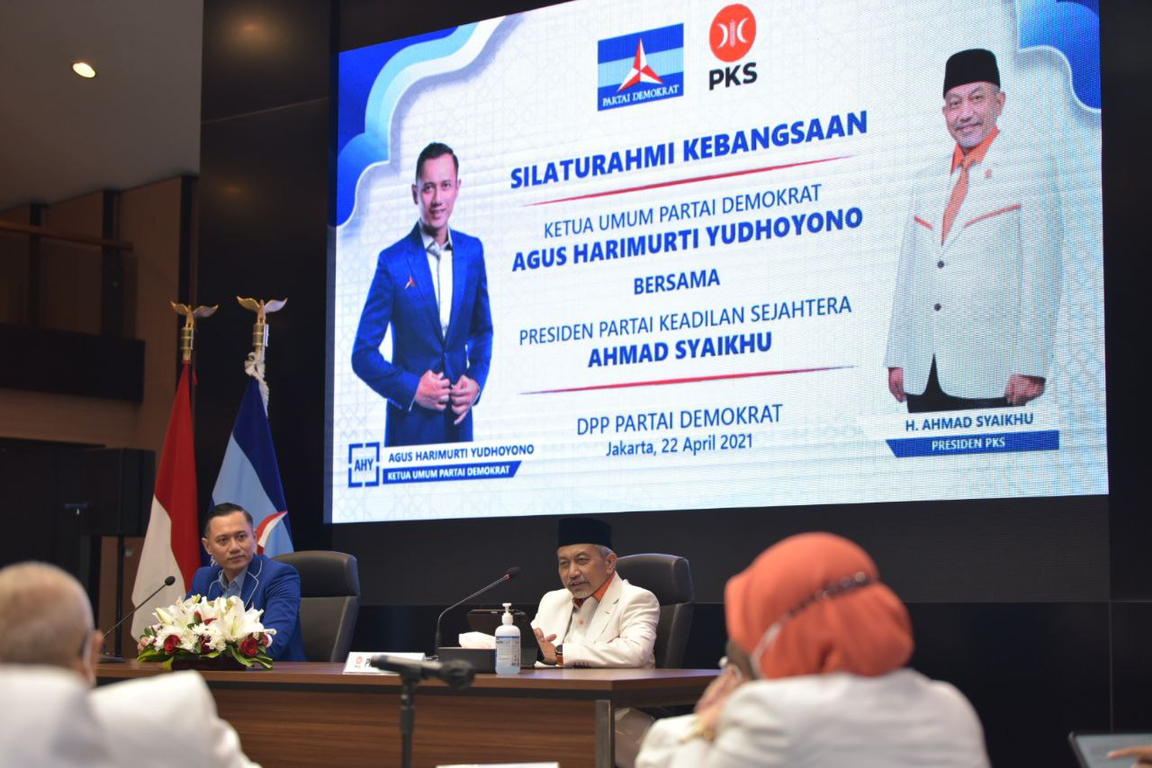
{"left": 532, "top": 517, "right": 660, "bottom": 767}
{"left": 0, "top": 561, "right": 258, "bottom": 768}
{"left": 532, "top": 517, "right": 659, "bottom": 669}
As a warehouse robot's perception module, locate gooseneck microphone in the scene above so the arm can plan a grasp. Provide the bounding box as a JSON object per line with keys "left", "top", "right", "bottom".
{"left": 433, "top": 566, "right": 521, "bottom": 656}
{"left": 99, "top": 575, "right": 177, "bottom": 663}
{"left": 370, "top": 654, "right": 476, "bottom": 689}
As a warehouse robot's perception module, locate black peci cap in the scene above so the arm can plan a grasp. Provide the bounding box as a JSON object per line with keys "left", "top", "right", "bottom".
{"left": 557, "top": 517, "right": 613, "bottom": 549}
{"left": 944, "top": 48, "right": 1000, "bottom": 96}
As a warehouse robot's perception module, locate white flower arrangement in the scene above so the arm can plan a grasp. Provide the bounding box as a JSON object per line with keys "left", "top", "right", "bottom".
{"left": 137, "top": 595, "right": 276, "bottom": 669}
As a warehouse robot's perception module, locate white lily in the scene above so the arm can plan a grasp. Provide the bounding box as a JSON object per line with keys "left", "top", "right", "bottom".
{"left": 139, "top": 595, "right": 274, "bottom": 666}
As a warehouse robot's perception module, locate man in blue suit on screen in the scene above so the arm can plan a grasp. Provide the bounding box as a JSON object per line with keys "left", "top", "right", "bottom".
{"left": 189, "top": 503, "right": 305, "bottom": 662}
{"left": 352, "top": 142, "right": 494, "bottom": 447}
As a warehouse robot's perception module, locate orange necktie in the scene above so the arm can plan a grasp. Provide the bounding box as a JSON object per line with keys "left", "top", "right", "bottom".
{"left": 940, "top": 157, "right": 971, "bottom": 244}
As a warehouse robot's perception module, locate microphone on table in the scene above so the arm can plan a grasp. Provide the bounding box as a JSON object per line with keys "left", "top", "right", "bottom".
{"left": 370, "top": 654, "right": 476, "bottom": 690}
{"left": 433, "top": 566, "right": 521, "bottom": 656}
{"left": 99, "top": 575, "right": 177, "bottom": 663}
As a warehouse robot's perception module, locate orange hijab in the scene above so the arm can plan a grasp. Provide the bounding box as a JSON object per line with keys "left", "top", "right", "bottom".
{"left": 725, "top": 533, "right": 913, "bottom": 679}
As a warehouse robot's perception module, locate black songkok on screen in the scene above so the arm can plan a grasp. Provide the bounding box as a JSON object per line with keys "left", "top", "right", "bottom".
{"left": 944, "top": 48, "right": 1000, "bottom": 96}
{"left": 557, "top": 517, "right": 613, "bottom": 549}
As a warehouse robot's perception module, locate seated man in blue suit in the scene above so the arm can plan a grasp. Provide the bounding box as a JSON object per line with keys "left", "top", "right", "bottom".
{"left": 188, "top": 503, "right": 305, "bottom": 661}
{"left": 352, "top": 141, "right": 494, "bottom": 447}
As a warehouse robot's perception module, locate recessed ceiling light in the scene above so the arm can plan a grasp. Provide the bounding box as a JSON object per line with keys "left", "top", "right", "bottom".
{"left": 72, "top": 61, "right": 97, "bottom": 79}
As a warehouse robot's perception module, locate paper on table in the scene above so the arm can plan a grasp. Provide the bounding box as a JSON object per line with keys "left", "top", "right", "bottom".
{"left": 458, "top": 631, "right": 495, "bottom": 649}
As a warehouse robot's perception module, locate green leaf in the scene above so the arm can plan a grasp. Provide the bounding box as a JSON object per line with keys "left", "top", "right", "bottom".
{"left": 226, "top": 644, "right": 256, "bottom": 668}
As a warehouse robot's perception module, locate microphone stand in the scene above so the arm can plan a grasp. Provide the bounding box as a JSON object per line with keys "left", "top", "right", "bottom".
{"left": 397, "top": 669, "right": 420, "bottom": 768}
{"left": 99, "top": 575, "right": 175, "bottom": 663}
{"left": 433, "top": 567, "right": 519, "bottom": 657}
{"left": 370, "top": 655, "right": 476, "bottom": 768}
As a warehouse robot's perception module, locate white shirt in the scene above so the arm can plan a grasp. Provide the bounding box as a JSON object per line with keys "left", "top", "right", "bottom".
{"left": 0, "top": 666, "right": 260, "bottom": 768}
{"left": 92, "top": 670, "right": 259, "bottom": 767}
{"left": 637, "top": 669, "right": 989, "bottom": 768}
{"left": 0, "top": 666, "right": 116, "bottom": 767}
{"left": 420, "top": 226, "right": 453, "bottom": 338}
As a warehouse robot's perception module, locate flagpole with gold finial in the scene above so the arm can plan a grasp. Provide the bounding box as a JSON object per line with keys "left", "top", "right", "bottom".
{"left": 171, "top": 303, "right": 219, "bottom": 363}
{"left": 236, "top": 297, "right": 286, "bottom": 412}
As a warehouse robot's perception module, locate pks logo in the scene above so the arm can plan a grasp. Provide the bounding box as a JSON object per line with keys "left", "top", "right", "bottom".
{"left": 708, "top": 4, "right": 758, "bottom": 90}
{"left": 597, "top": 24, "right": 684, "bottom": 111}
{"left": 348, "top": 442, "right": 380, "bottom": 488}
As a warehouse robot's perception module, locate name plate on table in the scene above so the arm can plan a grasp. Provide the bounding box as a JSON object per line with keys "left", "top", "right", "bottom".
{"left": 342, "top": 651, "right": 424, "bottom": 675}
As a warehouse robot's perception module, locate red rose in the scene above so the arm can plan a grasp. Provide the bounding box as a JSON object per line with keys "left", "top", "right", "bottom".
{"left": 163, "top": 635, "right": 179, "bottom": 654}
{"left": 239, "top": 637, "right": 260, "bottom": 657}
{"left": 262, "top": 633, "right": 272, "bottom": 647}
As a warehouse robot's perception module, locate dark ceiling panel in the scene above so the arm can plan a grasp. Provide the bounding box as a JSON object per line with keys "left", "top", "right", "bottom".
{"left": 335, "top": 0, "right": 570, "bottom": 53}
{"left": 201, "top": 0, "right": 332, "bottom": 122}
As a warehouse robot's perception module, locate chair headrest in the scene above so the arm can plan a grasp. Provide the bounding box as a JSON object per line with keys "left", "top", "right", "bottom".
{"left": 616, "top": 553, "right": 694, "bottom": 605}
{"left": 274, "top": 551, "right": 361, "bottom": 597}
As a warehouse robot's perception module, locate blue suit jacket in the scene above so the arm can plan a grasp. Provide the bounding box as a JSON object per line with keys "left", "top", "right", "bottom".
{"left": 351, "top": 223, "right": 493, "bottom": 446}
{"left": 188, "top": 554, "right": 306, "bottom": 662}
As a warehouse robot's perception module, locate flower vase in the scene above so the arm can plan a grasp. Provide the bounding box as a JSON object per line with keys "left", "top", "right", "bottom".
{"left": 169, "top": 655, "right": 246, "bottom": 672}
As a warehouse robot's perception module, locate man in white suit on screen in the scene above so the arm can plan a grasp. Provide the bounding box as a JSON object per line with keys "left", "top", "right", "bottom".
{"left": 885, "top": 48, "right": 1062, "bottom": 413}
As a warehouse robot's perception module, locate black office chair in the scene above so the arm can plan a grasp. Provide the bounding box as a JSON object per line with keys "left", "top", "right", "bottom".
{"left": 615, "top": 553, "right": 695, "bottom": 668}
{"left": 274, "top": 551, "right": 361, "bottom": 662}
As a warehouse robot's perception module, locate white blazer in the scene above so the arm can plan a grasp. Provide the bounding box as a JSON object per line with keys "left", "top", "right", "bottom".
{"left": 92, "top": 671, "right": 259, "bottom": 768}
{"left": 636, "top": 669, "right": 990, "bottom": 768}
{"left": 0, "top": 666, "right": 256, "bottom": 768}
{"left": 885, "top": 134, "right": 1062, "bottom": 399}
{"left": 531, "top": 576, "right": 659, "bottom": 668}
{"left": 0, "top": 666, "right": 117, "bottom": 767}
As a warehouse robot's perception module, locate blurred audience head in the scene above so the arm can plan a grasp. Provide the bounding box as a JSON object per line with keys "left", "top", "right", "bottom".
{"left": 724, "top": 532, "right": 913, "bottom": 679}
{"left": 0, "top": 562, "right": 100, "bottom": 683}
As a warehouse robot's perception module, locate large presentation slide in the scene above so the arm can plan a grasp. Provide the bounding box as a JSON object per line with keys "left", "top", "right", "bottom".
{"left": 327, "top": 0, "right": 1104, "bottom": 523}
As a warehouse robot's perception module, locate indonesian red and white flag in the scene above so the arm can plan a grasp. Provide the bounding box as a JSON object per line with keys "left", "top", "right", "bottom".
{"left": 131, "top": 363, "right": 201, "bottom": 639}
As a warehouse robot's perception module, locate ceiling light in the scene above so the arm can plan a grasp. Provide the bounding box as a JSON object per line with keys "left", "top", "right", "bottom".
{"left": 72, "top": 61, "right": 97, "bottom": 79}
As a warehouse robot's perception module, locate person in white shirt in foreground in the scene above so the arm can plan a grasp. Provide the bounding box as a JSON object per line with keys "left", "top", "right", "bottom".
{"left": 636, "top": 533, "right": 990, "bottom": 768}
{"left": 0, "top": 561, "right": 258, "bottom": 768}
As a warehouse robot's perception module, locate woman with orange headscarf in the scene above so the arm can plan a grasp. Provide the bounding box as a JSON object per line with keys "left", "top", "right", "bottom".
{"left": 636, "top": 533, "right": 989, "bottom": 767}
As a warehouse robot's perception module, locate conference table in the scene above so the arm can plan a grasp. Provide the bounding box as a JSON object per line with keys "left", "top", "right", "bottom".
{"left": 97, "top": 662, "right": 717, "bottom": 767}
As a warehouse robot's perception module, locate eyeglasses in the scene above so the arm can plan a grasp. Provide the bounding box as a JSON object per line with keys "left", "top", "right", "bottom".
{"left": 751, "top": 571, "right": 873, "bottom": 675}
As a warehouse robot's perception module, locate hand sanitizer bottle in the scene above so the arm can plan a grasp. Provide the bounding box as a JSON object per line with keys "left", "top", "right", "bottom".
{"left": 495, "top": 602, "right": 521, "bottom": 675}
